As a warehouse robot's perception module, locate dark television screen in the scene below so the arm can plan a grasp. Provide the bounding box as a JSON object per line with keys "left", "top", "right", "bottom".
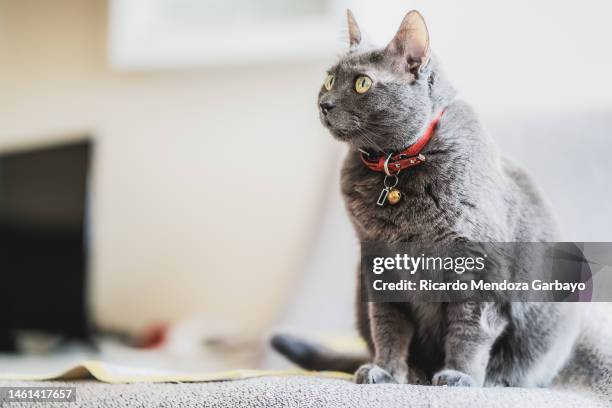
{"left": 0, "top": 140, "right": 91, "bottom": 351}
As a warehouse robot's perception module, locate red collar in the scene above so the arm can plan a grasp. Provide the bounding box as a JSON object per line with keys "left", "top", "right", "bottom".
{"left": 360, "top": 110, "right": 444, "bottom": 175}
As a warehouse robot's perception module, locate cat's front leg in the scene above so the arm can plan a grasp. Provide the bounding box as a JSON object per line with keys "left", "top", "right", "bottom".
{"left": 433, "top": 302, "right": 507, "bottom": 387}
{"left": 355, "top": 302, "right": 413, "bottom": 384}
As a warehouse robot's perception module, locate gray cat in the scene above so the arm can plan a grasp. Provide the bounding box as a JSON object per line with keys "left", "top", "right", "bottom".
{"left": 272, "top": 10, "right": 581, "bottom": 387}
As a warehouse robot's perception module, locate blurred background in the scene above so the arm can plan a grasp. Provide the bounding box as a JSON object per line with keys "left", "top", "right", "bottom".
{"left": 0, "top": 0, "right": 611, "bottom": 374}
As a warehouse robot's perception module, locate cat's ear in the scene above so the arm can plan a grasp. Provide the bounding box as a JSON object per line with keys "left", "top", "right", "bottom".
{"left": 347, "top": 9, "right": 362, "bottom": 48}
{"left": 385, "top": 10, "right": 430, "bottom": 74}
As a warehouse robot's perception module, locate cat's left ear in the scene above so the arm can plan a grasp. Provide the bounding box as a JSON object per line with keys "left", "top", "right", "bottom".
{"left": 347, "top": 9, "right": 362, "bottom": 48}
{"left": 385, "top": 10, "right": 430, "bottom": 75}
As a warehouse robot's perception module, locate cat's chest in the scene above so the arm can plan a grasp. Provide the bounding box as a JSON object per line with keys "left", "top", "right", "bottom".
{"left": 410, "top": 303, "right": 446, "bottom": 340}
{"left": 407, "top": 303, "right": 447, "bottom": 373}
{"left": 342, "top": 170, "right": 443, "bottom": 241}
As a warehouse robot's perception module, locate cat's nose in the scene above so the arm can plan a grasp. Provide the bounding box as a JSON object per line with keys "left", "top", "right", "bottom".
{"left": 319, "top": 101, "right": 336, "bottom": 115}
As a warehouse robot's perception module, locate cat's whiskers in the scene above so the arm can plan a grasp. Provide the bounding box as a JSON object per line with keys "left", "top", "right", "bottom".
{"left": 349, "top": 116, "right": 390, "bottom": 156}
{"left": 354, "top": 128, "right": 389, "bottom": 156}
{"left": 354, "top": 129, "right": 382, "bottom": 154}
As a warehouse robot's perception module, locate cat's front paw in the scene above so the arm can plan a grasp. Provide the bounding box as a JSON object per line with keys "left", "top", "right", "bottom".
{"left": 432, "top": 369, "right": 477, "bottom": 387}
{"left": 354, "top": 364, "right": 397, "bottom": 384}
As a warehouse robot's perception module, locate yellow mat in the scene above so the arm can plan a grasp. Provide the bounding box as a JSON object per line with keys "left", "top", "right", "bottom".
{"left": 0, "top": 361, "right": 353, "bottom": 384}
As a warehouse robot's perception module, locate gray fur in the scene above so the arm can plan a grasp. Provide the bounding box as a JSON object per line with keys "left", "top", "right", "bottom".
{"left": 316, "top": 10, "right": 580, "bottom": 387}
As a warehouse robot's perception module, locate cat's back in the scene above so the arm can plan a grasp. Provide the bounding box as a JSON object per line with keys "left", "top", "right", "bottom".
{"left": 442, "top": 99, "right": 560, "bottom": 241}
{"left": 500, "top": 156, "right": 560, "bottom": 241}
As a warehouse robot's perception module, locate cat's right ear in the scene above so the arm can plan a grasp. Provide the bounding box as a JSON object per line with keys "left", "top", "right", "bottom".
{"left": 347, "top": 9, "right": 362, "bottom": 48}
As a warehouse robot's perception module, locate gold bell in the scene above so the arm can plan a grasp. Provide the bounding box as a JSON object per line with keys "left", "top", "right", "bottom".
{"left": 387, "top": 188, "right": 401, "bottom": 205}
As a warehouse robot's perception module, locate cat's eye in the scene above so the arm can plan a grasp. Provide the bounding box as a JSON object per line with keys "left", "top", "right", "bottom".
{"left": 355, "top": 76, "right": 372, "bottom": 94}
{"left": 324, "top": 74, "right": 335, "bottom": 91}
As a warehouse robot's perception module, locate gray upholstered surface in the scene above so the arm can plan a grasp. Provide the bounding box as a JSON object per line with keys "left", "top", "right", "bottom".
{"left": 0, "top": 377, "right": 607, "bottom": 408}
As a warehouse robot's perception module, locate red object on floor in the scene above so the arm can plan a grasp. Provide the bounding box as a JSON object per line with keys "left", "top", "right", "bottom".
{"left": 136, "top": 323, "right": 169, "bottom": 349}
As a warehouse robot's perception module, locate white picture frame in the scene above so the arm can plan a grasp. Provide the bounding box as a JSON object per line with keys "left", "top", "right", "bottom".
{"left": 109, "top": 0, "right": 349, "bottom": 70}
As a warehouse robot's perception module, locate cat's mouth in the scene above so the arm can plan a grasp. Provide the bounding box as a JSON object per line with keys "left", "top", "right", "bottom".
{"left": 324, "top": 122, "right": 352, "bottom": 141}
{"left": 320, "top": 113, "right": 355, "bottom": 142}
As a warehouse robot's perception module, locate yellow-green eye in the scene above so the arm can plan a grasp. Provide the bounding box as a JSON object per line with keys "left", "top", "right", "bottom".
{"left": 324, "top": 74, "right": 335, "bottom": 91}
{"left": 355, "top": 76, "right": 372, "bottom": 94}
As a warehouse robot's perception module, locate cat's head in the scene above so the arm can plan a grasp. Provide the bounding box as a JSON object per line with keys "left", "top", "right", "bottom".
{"left": 318, "top": 10, "right": 442, "bottom": 152}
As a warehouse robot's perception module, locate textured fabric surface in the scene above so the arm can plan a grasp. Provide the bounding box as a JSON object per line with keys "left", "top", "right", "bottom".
{"left": 2, "top": 305, "right": 611, "bottom": 406}
{"left": 0, "top": 377, "right": 607, "bottom": 408}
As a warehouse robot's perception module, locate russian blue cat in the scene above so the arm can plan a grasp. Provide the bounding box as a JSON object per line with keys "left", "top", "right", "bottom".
{"left": 273, "top": 10, "right": 581, "bottom": 388}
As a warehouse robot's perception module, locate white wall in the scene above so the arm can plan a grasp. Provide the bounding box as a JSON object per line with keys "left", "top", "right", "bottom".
{"left": 349, "top": 0, "right": 612, "bottom": 116}
{"left": 0, "top": 0, "right": 338, "bottom": 334}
